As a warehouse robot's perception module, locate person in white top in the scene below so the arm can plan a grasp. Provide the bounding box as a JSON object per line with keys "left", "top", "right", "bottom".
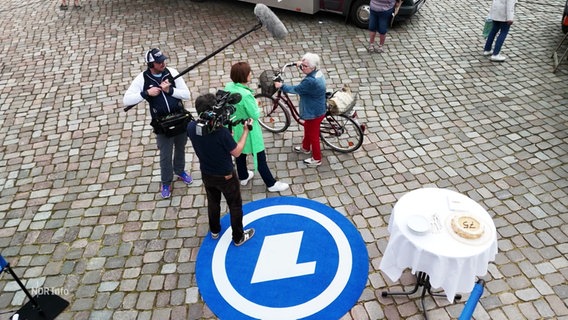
{"left": 483, "top": 0, "right": 517, "bottom": 62}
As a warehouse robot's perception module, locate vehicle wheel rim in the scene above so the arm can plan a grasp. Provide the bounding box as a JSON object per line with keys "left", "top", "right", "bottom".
{"left": 357, "top": 5, "right": 370, "bottom": 24}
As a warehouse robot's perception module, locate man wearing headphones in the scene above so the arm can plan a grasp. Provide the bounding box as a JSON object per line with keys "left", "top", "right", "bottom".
{"left": 123, "top": 48, "right": 192, "bottom": 199}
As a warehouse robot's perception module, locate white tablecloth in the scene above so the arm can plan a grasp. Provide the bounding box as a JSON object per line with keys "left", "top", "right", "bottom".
{"left": 379, "top": 188, "right": 498, "bottom": 302}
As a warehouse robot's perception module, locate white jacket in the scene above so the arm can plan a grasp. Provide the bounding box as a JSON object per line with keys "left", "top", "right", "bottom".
{"left": 488, "top": 0, "right": 516, "bottom": 22}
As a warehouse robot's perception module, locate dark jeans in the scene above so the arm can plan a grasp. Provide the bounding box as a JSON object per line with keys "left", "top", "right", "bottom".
{"left": 235, "top": 151, "right": 277, "bottom": 188}
{"left": 369, "top": 7, "right": 394, "bottom": 35}
{"left": 484, "top": 21, "right": 511, "bottom": 55}
{"left": 202, "top": 171, "right": 244, "bottom": 243}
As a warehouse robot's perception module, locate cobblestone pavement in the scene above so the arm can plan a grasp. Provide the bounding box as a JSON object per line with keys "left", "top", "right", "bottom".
{"left": 0, "top": 0, "right": 567, "bottom": 319}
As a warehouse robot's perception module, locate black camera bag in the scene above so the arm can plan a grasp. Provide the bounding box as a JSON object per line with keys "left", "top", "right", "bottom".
{"left": 156, "top": 109, "right": 194, "bottom": 137}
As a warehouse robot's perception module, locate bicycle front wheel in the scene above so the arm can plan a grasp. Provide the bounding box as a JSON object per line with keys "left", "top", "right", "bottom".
{"left": 255, "top": 93, "right": 291, "bottom": 133}
{"left": 320, "top": 113, "right": 364, "bottom": 153}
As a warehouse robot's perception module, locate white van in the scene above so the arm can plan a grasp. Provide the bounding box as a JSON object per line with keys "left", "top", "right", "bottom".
{"left": 192, "top": 0, "right": 426, "bottom": 29}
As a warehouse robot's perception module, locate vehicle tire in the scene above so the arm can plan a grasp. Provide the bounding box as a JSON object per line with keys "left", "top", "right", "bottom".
{"left": 320, "top": 113, "right": 363, "bottom": 153}
{"left": 349, "top": 0, "right": 370, "bottom": 29}
{"left": 563, "top": 0, "right": 568, "bottom": 34}
{"left": 254, "top": 93, "right": 291, "bottom": 133}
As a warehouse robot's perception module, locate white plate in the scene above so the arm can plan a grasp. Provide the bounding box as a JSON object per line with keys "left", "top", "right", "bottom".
{"left": 407, "top": 215, "right": 430, "bottom": 235}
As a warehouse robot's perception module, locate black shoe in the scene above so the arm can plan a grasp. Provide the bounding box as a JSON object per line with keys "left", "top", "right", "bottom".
{"left": 60, "top": 4, "right": 68, "bottom": 10}
{"left": 234, "top": 228, "right": 255, "bottom": 246}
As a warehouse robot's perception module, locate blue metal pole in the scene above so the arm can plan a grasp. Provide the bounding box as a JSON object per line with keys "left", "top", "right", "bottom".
{"left": 0, "top": 254, "right": 8, "bottom": 271}
{"left": 458, "top": 279, "right": 485, "bottom": 320}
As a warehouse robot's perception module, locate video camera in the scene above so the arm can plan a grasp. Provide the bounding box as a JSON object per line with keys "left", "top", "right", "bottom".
{"left": 196, "top": 90, "right": 252, "bottom": 136}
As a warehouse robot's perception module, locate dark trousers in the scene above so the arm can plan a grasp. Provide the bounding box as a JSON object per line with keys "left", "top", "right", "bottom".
{"left": 484, "top": 21, "right": 511, "bottom": 56}
{"left": 202, "top": 171, "right": 244, "bottom": 243}
{"left": 235, "top": 150, "right": 277, "bottom": 188}
{"left": 156, "top": 132, "right": 187, "bottom": 185}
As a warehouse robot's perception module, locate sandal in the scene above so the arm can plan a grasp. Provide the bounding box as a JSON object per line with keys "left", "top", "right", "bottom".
{"left": 74, "top": 4, "right": 81, "bottom": 8}
{"left": 59, "top": 4, "right": 68, "bottom": 10}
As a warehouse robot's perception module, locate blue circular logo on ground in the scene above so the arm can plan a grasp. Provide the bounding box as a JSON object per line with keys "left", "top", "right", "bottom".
{"left": 196, "top": 196, "right": 368, "bottom": 319}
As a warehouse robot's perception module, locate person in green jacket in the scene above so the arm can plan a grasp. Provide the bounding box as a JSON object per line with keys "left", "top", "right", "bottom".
{"left": 224, "top": 62, "right": 289, "bottom": 193}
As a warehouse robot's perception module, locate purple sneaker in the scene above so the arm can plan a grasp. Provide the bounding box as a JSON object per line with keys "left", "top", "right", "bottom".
{"left": 161, "top": 184, "right": 171, "bottom": 199}
{"left": 178, "top": 172, "right": 193, "bottom": 185}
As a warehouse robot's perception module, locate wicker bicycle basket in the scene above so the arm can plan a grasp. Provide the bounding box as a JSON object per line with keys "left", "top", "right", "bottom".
{"left": 327, "top": 86, "right": 357, "bottom": 115}
{"left": 258, "top": 70, "right": 278, "bottom": 96}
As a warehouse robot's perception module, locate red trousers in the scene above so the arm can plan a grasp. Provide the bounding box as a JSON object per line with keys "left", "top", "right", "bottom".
{"left": 302, "top": 114, "right": 325, "bottom": 161}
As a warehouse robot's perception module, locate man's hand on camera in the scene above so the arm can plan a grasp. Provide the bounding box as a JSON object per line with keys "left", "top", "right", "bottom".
{"left": 233, "top": 119, "right": 253, "bottom": 157}
{"left": 244, "top": 119, "right": 253, "bottom": 131}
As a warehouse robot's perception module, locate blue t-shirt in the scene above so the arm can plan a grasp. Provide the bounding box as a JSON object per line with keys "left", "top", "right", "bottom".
{"left": 187, "top": 121, "right": 237, "bottom": 176}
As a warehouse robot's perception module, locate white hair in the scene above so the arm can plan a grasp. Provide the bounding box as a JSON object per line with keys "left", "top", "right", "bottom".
{"left": 302, "top": 52, "right": 321, "bottom": 69}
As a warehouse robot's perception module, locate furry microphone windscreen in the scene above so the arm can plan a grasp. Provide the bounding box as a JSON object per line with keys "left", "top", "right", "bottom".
{"left": 254, "top": 4, "right": 288, "bottom": 40}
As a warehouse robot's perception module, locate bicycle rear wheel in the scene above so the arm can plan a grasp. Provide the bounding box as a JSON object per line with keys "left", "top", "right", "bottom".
{"left": 320, "top": 113, "right": 364, "bottom": 153}
{"left": 255, "top": 93, "right": 291, "bottom": 133}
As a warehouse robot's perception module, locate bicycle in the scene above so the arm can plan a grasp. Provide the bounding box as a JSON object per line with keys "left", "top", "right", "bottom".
{"left": 255, "top": 63, "right": 365, "bottom": 153}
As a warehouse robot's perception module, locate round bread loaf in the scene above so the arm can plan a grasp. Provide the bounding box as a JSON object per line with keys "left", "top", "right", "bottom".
{"left": 451, "top": 215, "right": 484, "bottom": 239}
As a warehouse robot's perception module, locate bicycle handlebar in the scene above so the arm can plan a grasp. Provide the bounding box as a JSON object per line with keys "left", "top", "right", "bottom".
{"left": 283, "top": 62, "right": 297, "bottom": 69}
{"left": 272, "top": 62, "right": 298, "bottom": 82}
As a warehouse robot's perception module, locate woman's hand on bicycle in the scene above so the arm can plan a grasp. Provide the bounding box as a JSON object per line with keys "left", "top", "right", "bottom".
{"left": 272, "top": 61, "right": 301, "bottom": 90}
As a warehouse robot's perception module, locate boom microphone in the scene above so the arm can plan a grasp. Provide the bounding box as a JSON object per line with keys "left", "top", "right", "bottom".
{"left": 168, "top": 3, "right": 288, "bottom": 82}
{"left": 254, "top": 4, "right": 288, "bottom": 40}
{"left": 124, "top": 3, "right": 288, "bottom": 112}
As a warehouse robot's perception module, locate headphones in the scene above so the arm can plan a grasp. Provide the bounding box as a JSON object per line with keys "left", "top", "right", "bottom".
{"left": 145, "top": 48, "right": 158, "bottom": 69}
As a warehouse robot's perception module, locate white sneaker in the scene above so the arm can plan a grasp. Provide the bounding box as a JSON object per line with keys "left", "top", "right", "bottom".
{"left": 294, "top": 146, "right": 310, "bottom": 154}
{"left": 483, "top": 50, "right": 492, "bottom": 56}
{"left": 240, "top": 170, "right": 254, "bottom": 186}
{"left": 304, "top": 158, "right": 322, "bottom": 167}
{"left": 268, "top": 181, "right": 289, "bottom": 192}
{"left": 490, "top": 54, "right": 506, "bottom": 62}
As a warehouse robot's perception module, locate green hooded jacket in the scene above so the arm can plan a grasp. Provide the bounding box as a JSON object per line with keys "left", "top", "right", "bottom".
{"left": 223, "top": 82, "right": 266, "bottom": 170}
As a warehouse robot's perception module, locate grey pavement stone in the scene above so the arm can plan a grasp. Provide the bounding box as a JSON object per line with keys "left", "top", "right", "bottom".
{"left": 0, "top": 0, "right": 566, "bottom": 319}
{"left": 107, "top": 292, "right": 125, "bottom": 309}
{"left": 90, "top": 310, "right": 113, "bottom": 320}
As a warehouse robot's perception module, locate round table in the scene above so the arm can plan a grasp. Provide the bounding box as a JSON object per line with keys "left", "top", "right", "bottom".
{"left": 379, "top": 188, "right": 498, "bottom": 303}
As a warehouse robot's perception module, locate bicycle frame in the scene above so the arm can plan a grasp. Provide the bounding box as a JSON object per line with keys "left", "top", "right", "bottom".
{"left": 255, "top": 63, "right": 365, "bottom": 153}
{"left": 274, "top": 90, "right": 303, "bottom": 124}
{"left": 272, "top": 63, "right": 304, "bottom": 124}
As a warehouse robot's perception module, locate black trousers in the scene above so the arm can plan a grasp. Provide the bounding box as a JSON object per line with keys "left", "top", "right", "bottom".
{"left": 202, "top": 171, "right": 244, "bottom": 243}
{"left": 235, "top": 150, "right": 277, "bottom": 187}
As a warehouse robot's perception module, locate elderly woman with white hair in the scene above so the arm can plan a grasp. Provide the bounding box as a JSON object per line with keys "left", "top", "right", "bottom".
{"left": 274, "top": 53, "right": 327, "bottom": 167}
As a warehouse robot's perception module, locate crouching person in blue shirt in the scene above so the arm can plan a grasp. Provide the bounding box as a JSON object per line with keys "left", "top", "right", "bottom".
{"left": 187, "top": 93, "right": 255, "bottom": 246}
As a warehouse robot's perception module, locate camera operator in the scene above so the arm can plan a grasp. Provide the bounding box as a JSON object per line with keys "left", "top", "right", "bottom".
{"left": 123, "top": 48, "right": 193, "bottom": 199}
{"left": 187, "top": 93, "right": 255, "bottom": 247}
